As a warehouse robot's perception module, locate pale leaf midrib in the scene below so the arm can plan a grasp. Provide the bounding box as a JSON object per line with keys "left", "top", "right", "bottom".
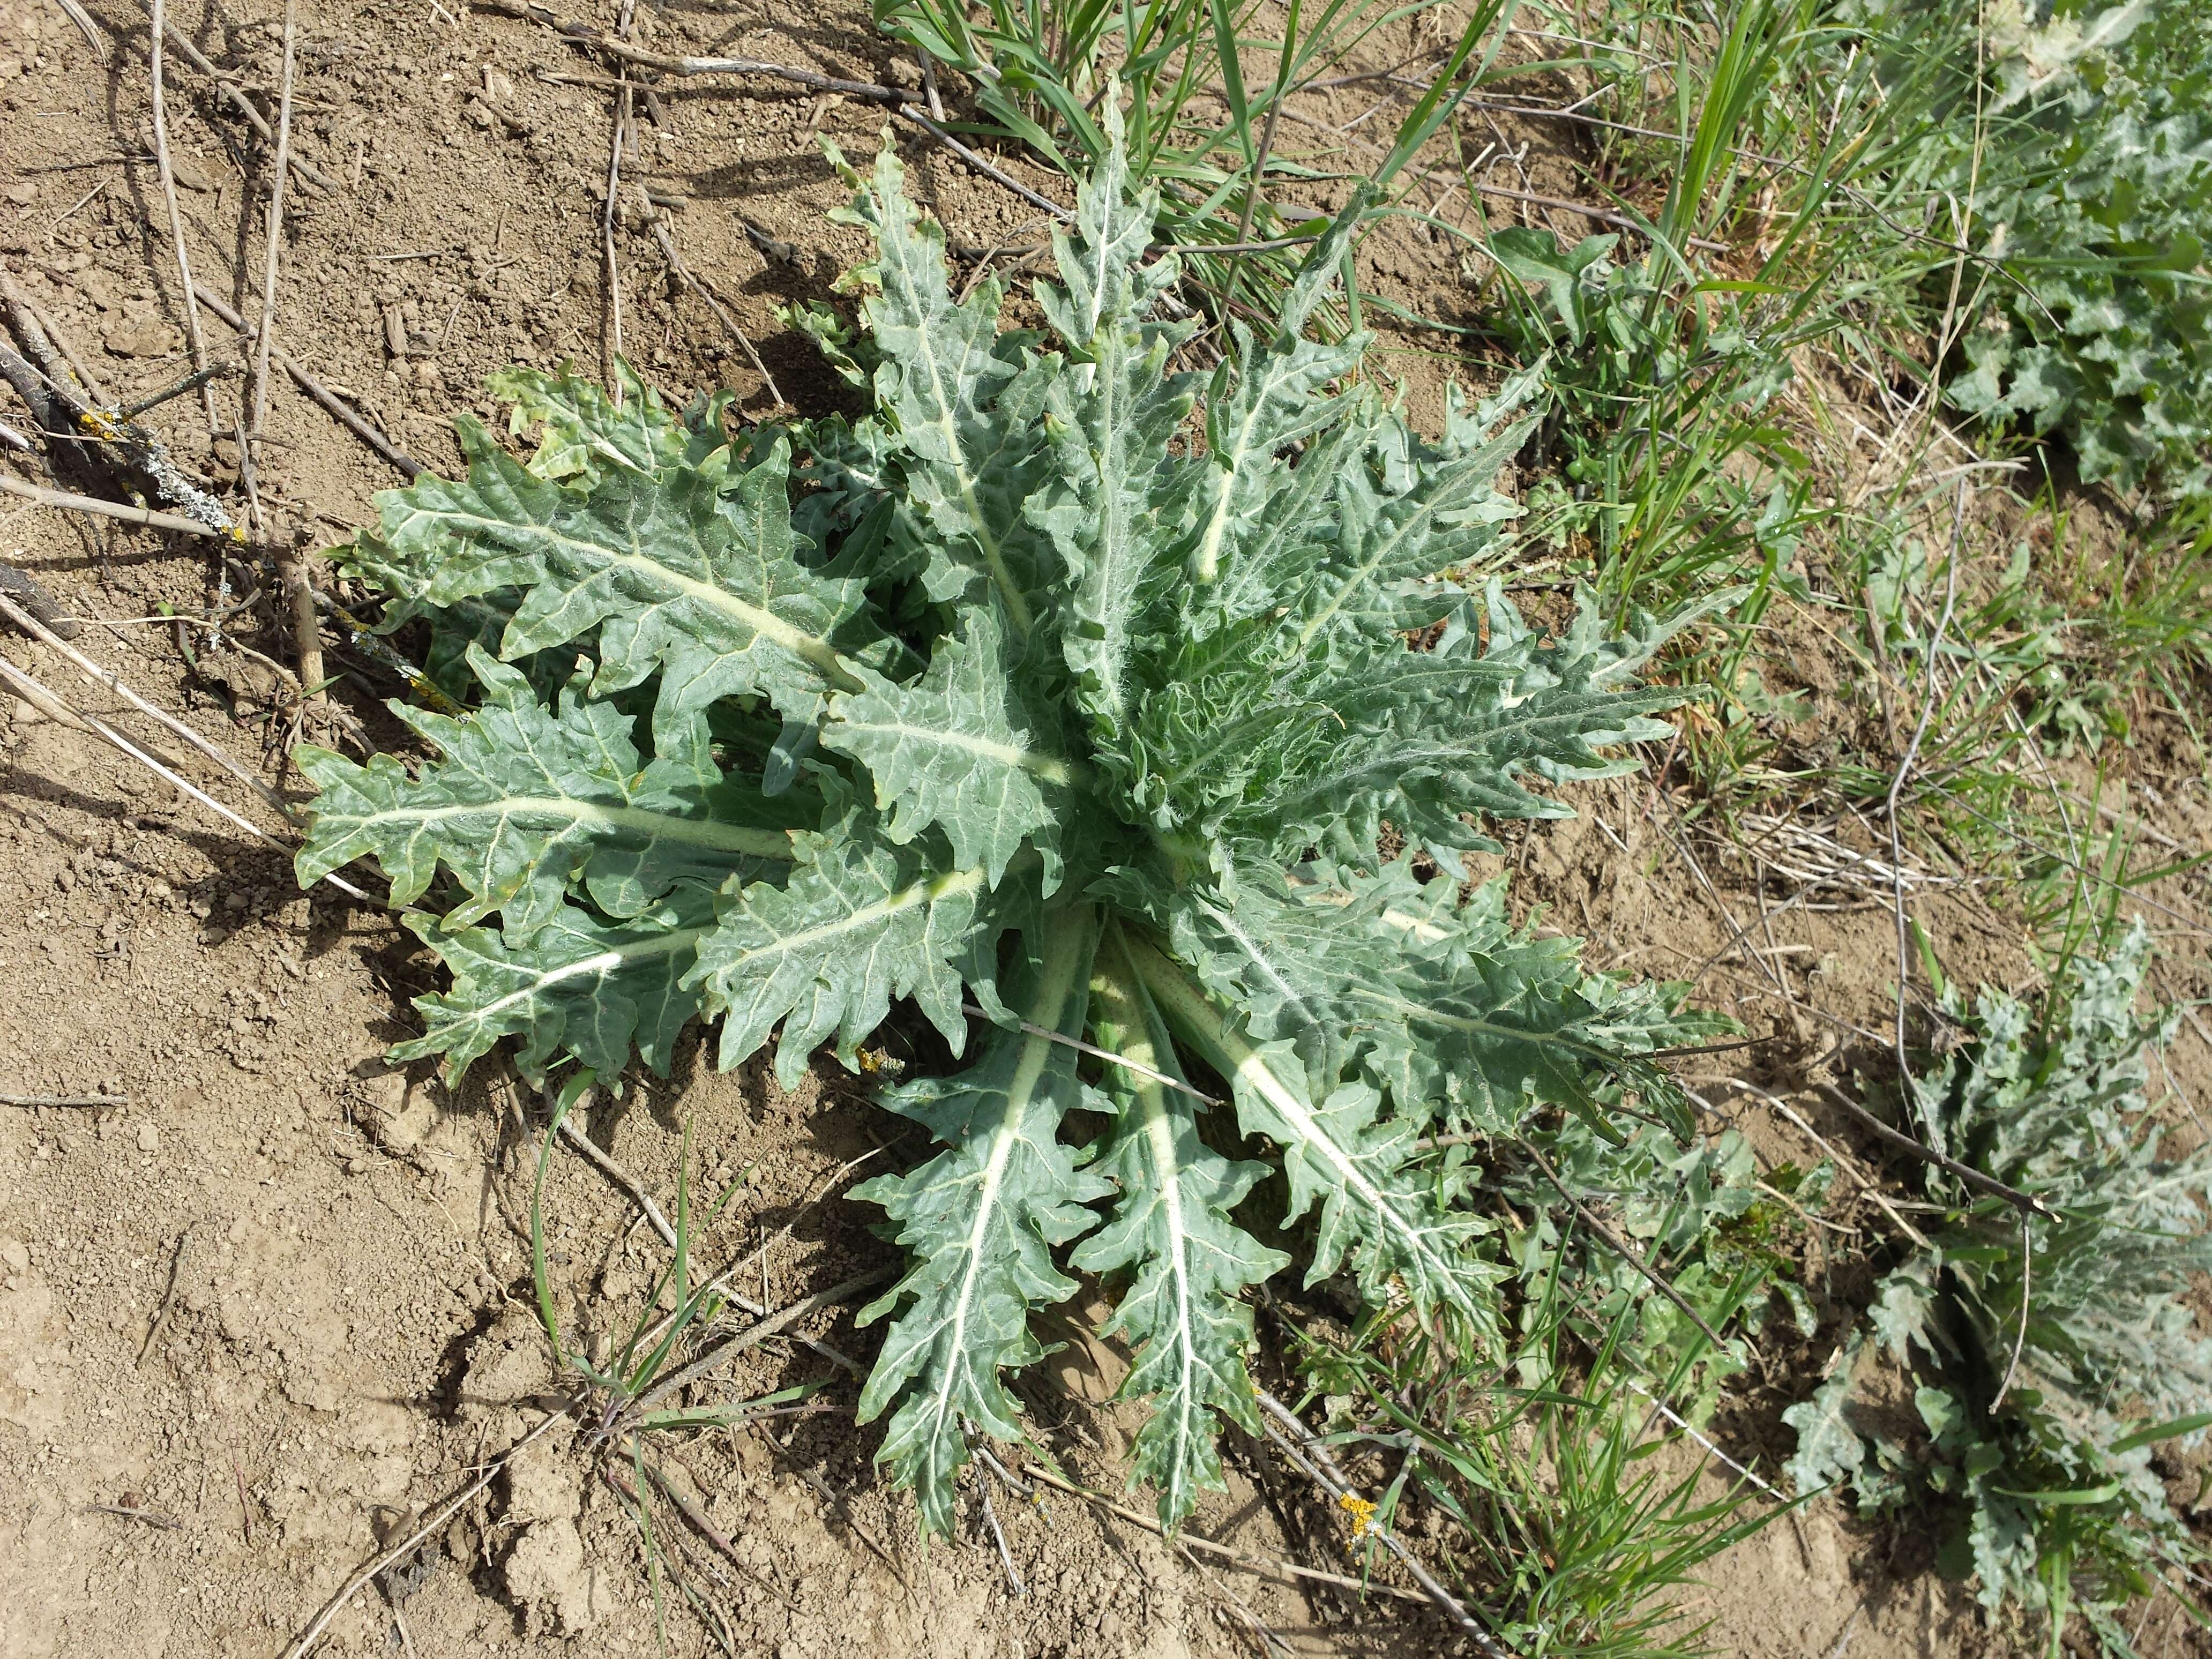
{"left": 1343, "top": 984, "right": 1618, "bottom": 1067}
{"left": 1223, "top": 1031, "right": 1473, "bottom": 1313}
{"left": 465, "top": 924, "right": 709, "bottom": 1025}
{"left": 349, "top": 796, "right": 793, "bottom": 860}
{"left": 829, "top": 712, "right": 1081, "bottom": 787}
{"left": 884, "top": 235, "right": 1034, "bottom": 638}
{"left": 913, "top": 918, "right": 1090, "bottom": 1456}
{"left": 1135, "top": 1079, "right": 1202, "bottom": 1515}
{"left": 1133, "top": 945, "right": 1474, "bottom": 1315}
{"left": 1294, "top": 468, "right": 1484, "bottom": 651}
{"left": 1279, "top": 689, "right": 1656, "bottom": 810}
{"left": 714, "top": 864, "right": 987, "bottom": 970}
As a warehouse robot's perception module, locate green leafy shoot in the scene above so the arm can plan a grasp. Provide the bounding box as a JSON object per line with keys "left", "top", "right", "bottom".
{"left": 1784, "top": 926, "right": 2212, "bottom": 1654}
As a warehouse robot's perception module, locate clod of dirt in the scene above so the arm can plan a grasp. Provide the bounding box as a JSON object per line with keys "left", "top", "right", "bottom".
{"left": 101, "top": 320, "right": 182, "bottom": 360}
{"left": 460, "top": 1304, "right": 556, "bottom": 1419}
{"left": 1042, "top": 1296, "right": 1145, "bottom": 1456}
{"left": 374, "top": 1507, "right": 440, "bottom": 1608}
{"left": 357, "top": 1062, "right": 437, "bottom": 1154}
{"left": 504, "top": 1516, "right": 602, "bottom": 1634}
{"left": 503, "top": 1429, "right": 582, "bottom": 1526}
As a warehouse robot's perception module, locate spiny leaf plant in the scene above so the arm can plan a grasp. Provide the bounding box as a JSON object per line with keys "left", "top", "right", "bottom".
{"left": 298, "top": 123, "right": 1725, "bottom": 1537}
{"left": 1785, "top": 925, "right": 2212, "bottom": 1653}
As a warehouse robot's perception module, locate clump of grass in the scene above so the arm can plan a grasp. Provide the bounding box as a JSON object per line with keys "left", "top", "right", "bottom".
{"left": 529, "top": 1073, "right": 821, "bottom": 1649}
{"left": 1289, "top": 1236, "right": 1785, "bottom": 1657}
{"left": 874, "top": 0, "right": 1521, "bottom": 316}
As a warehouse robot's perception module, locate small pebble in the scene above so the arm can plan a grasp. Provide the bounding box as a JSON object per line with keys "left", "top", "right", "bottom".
{"left": 136, "top": 1121, "right": 159, "bottom": 1154}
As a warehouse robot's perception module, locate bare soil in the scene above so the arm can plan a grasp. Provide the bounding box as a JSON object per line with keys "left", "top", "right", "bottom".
{"left": 5, "top": 2, "right": 2211, "bottom": 1656}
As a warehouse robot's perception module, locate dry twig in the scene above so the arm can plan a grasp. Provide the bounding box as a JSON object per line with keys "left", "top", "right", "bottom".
{"left": 645, "top": 212, "right": 786, "bottom": 409}
{"left": 279, "top": 1410, "right": 573, "bottom": 1659}
{"left": 0, "top": 560, "right": 80, "bottom": 637}
{"left": 9, "top": 287, "right": 110, "bottom": 405}
{"left": 476, "top": 0, "right": 1072, "bottom": 221}
{"left": 83, "top": 1501, "right": 186, "bottom": 1530}
{"left": 1005, "top": 1458, "right": 1433, "bottom": 1605}
{"left": 0, "top": 653, "right": 372, "bottom": 902}
{"left": 245, "top": 0, "right": 298, "bottom": 527}
{"left": 1884, "top": 480, "right": 1967, "bottom": 1109}
{"left": 1700, "top": 1076, "right": 1933, "bottom": 1250}
{"left": 608, "top": 1453, "right": 804, "bottom": 1612}
{"left": 148, "top": 0, "right": 219, "bottom": 438}
{"left": 547, "top": 1094, "right": 865, "bottom": 1376}
{"left": 0, "top": 586, "right": 295, "bottom": 818}
{"left": 630, "top": 1265, "right": 894, "bottom": 1416}
{"left": 0, "top": 471, "right": 230, "bottom": 539}
{"left": 1811, "top": 1079, "right": 2052, "bottom": 1218}
{"left": 599, "top": 1, "right": 638, "bottom": 397}
{"left": 978, "top": 1481, "right": 1026, "bottom": 1595}
{"left": 137, "top": 1223, "right": 197, "bottom": 1367}
{"left": 124, "top": 2, "right": 335, "bottom": 191}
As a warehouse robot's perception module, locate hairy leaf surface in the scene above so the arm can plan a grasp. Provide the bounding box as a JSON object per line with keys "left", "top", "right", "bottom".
{"left": 1027, "top": 120, "right": 1200, "bottom": 784}
{"left": 1170, "top": 856, "right": 1718, "bottom": 1131}
{"left": 831, "top": 144, "right": 1062, "bottom": 624}
{"left": 685, "top": 799, "right": 1003, "bottom": 1087}
{"left": 820, "top": 606, "right": 1075, "bottom": 890}
{"left": 394, "top": 887, "right": 714, "bottom": 1082}
{"left": 486, "top": 360, "right": 728, "bottom": 487}
{"left": 1130, "top": 937, "right": 1501, "bottom": 1328}
{"left": 296, "top": 645, "right": 793, "bottom": 937}
{"left": 378, "top": 423, "right": 873, "bottom": 734}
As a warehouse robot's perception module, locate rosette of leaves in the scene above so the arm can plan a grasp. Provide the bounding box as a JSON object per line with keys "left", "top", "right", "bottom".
{"left": 298, "top": 128, "right": 1724, "bottom": 1536}
{"left": 1785, "top": 925, "right": 2212, "bottom": 1651}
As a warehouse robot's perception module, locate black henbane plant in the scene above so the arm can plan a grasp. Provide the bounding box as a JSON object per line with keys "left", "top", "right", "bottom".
{"left": 297, "top": 129, "right": 1724, "bottom": 1535}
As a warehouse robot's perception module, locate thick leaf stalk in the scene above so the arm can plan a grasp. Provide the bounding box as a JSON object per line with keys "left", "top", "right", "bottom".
{"left": 853, "top": 907, "right": 1111, "bottom": 1535}
{"left": 1076, "top": 928, "right": 1289, "bottom": 1528}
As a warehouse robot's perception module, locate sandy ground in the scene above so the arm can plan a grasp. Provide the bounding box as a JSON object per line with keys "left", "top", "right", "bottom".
{"left": 4, "top": 1, "right": 2211, "bottom": 1655}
